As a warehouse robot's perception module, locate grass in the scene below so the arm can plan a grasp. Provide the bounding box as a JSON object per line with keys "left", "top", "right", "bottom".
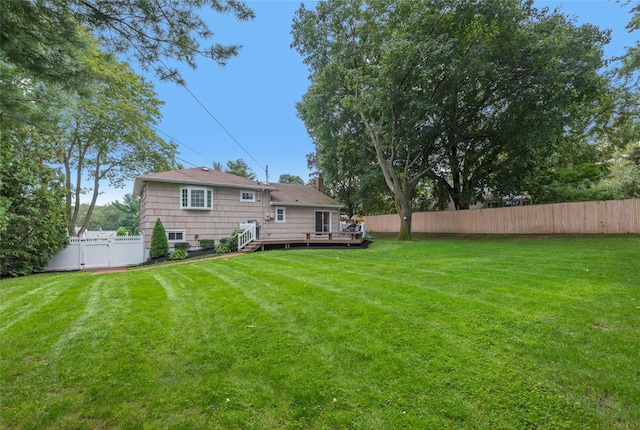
{"left": 1, "top": 235, "right": 639, "bottom": 429}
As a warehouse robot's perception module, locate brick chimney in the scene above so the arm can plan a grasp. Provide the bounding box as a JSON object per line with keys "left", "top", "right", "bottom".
{"left": 315, "top": 174, "right": 325, "bottom": 193}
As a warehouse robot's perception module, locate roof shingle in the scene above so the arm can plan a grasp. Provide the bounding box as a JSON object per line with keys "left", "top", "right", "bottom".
{"left": 133, "top": 167, "right": 341, "bottom": 208}
{"left": 270, "top": 183, "right": 341, "bottom": 207}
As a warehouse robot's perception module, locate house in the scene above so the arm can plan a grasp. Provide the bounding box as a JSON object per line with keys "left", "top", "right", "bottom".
{"left": 132, "top": 167, "right": 343, "bottom": 253}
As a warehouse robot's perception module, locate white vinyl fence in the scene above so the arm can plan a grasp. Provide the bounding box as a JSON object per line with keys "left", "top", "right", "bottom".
{"left": 44, "top": 234, "right": 145, "bottom": 272}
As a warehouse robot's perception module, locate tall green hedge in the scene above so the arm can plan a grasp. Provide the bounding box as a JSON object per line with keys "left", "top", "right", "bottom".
{"left": 149, "top": 218, "right": 168, "bottom": 259}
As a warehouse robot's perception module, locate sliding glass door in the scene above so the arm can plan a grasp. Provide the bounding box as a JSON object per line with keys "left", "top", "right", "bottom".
{"left": 315, "top": 211, "right": 331, "bottom": 234}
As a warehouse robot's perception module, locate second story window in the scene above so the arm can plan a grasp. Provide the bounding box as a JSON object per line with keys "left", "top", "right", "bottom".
{"left": 240, "top": 191, "right": 256, "bottom": 202}
{"left": 181, "top": 186, "right": 212, "bottom": 210}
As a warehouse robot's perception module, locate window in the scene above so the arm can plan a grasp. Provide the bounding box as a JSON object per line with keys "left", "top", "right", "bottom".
{"left": 275, "top": 207, "right": 286, "bottom": 223}
{"left": 240, "top": 190, "right": 255, "bottom": 202}
{"left": 180, "top": 186, "right": 212, "bottom": 210}
{"left": 167, "top": 230, "right": 186, "bottom": 242}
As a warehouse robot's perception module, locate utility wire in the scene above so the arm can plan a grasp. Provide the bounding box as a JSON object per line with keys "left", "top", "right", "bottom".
{"left": 155, "top": 58, "right": 265, "bottom": 172}
{"left": 19, "top": 66, "right": 267, "bottom": 177}
{"left": 178, "top": 82, "right": 265, "bottom": 172}
{"left": 175, "top": 156, "right": 200, "bottom": 168}
{"left": 26, "top": 85, "right": 214, "bottom": 170}
{"left": 150, "top": 125, "right": 214, "bottom": 165}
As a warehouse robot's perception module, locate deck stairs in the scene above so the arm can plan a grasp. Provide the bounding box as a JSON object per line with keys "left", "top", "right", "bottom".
{"left": 239, "top": 241, "right": 261, "bottom": 253}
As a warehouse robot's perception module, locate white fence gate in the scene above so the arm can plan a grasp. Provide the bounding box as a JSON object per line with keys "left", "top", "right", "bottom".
{"left": 44, "top": 234, "right": 145, "bottom": 272}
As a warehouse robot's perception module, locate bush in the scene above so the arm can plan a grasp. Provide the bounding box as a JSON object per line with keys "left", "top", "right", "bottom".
{"left": 149, "top": 218, "right": 168, "bottom": 259}
{"left": 0, "top": 148, "right": 69, "bottom": 277}
{"left": 216, "top": 239, "right": 232, "bottom": 254}
{"left": 169, "top": 249, "right": 188, "bottom": 260}
{"left": 116, "top": 227, "right": 128, "bottom": 236}
{"left": 199, "top": 239, "right": 215, "bottom": 250}
{"left": 217, "top": 229, "right": 244, "bottom": 254}
{"left": 174, "top": 242, "right": 190, "bottom": 251}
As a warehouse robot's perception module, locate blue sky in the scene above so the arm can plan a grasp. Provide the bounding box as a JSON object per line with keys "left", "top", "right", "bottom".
{"left": 98, "top": 0, "right": 637, "bottom": 204}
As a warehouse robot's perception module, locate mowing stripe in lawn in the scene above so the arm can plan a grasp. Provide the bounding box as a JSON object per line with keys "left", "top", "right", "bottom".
{"left": 1, "top": 236, "right": 638, "bottom": 428}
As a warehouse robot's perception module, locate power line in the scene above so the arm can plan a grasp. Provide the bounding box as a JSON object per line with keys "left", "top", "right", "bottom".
{"left": 178, "top": 82, "right": 265, "bottom": 172}
{"left": 151, "top": 126, "right": 214, "bottom": 165}
{"left": 26, "top": 85, "right": 215, "bottom": 170}
{"left": 175, "top": 156, "right": 199, "bottom": 168}
{"left": 155, "top": 58, "right": 265, "bottom": 172}
{"left": 16, "top": 67, "right": 267, "bottom": 177}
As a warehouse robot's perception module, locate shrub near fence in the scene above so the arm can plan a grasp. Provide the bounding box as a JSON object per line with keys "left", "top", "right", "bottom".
{"left": 364, "top": 199, "right": 640, "bottom": 235}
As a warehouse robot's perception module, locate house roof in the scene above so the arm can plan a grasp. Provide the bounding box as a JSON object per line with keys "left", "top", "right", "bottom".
{"left": 270, "top": 183, "right": 342, "bottom": 208}
{"left": 133, "top": 166, "right": 278, "bottom": 196}
{"left": 133, "top": 167, "right": 342, "bottom": 208}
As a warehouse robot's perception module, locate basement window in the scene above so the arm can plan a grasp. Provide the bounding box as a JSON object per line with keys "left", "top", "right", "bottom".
{"left": 167, "top": 230, "right": 186, "bottom": 242}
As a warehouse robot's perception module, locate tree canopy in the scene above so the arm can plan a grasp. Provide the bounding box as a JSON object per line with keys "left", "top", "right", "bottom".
{"left": 214, "top": 159, "right": 258, "bottom": 180}
{"left": 293, "top": 0, "right": 616, "bottom": 239}
{"left": 0, "top": 0, "right": 255, "bottom": 84}
{"left": 619, "top": 1, "right": 640, "bottom": 85}
{"left": 111, "top": 194, "right": 141, "bottom": 234}
{"left": 45, "top": 37, "right": 177, "bottom": 236}
{"left": 0, "top": 0, "right": 255, "bottom": 275}
{"left": 0, "top": 65, "right": 69, "bottom": 276}
{"left": 278, "top": 174, "right": 305, "bottom": 185}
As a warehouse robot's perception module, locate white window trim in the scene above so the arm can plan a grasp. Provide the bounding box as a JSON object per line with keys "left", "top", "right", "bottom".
{"left": 240, "top": 190, "right": 256, "bottom": 202}
{"left": 275, "top": 207, "right": 286, "bottom": 223}
{"left": 180, "top": 186, "right": 213, "bottom": 210}
{"left": 166, "top": 229, "right": 186, "bottom": 242}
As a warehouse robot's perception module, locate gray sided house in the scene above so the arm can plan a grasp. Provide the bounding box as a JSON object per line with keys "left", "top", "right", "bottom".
{"left": 133, "top": 167, "right": 342, "bottom": 252}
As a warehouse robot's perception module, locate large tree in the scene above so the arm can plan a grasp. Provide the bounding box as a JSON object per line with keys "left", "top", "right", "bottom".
{"left": 293, "top": 0, "right": 442, "bottom": 239}
{"left": 0, "top": 0, "right": 253, "bottom": 273}
{"left": 425, "top": 6, "right": 613, "bottom": 209}
{"left": 49, "top": 42, "right": 177, "bottom": 236}
{"left": 0, "top": 64, "right": 69, "bottom": 277}
{"left": 293, "top": 0, "right": 614, "bottom": 238}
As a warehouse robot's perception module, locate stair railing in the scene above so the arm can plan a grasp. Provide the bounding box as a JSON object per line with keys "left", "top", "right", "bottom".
{"left": 238, "top": 222, "right": 257, "bottom": 251}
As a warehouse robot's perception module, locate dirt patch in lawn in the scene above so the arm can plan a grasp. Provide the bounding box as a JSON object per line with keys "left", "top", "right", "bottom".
{"left": 92, "top": 250, "right": 240, "bottom": 275}
{"left": 591, "top": 322, "right": 610, "bottom": 331}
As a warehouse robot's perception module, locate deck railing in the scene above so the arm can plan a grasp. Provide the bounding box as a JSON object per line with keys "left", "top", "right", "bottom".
{"left": 238, "top": 222, "right": 257, "bottom": 251}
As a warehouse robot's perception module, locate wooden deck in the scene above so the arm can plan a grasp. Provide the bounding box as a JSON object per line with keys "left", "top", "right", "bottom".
{"left": 240, "top": 232, "right": 366, "bottom": 253}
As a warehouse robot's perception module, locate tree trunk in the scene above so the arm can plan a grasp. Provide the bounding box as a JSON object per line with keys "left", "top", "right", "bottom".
{"left": 78, "top": 156, "right": 104, "bottom": 236}
{"left": 360, "top": 111, "right": 419, "bottom": 240}
{"left": 396, "top": 195, "right": 412, "bottom": 241}
{"left": 452, "top": 195, "right": 470, "bottom": 210}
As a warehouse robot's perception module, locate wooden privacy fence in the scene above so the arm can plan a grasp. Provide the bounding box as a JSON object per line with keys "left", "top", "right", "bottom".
{"left": 364, "top": 199, "right": 640, "bottom": 235}
{"left": 44, "top": 234, "right": 145, "bottom": 272}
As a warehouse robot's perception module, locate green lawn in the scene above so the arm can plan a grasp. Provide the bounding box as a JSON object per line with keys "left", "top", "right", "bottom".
{"left": 1, "top": 235, "right": 639, "bottom": 429}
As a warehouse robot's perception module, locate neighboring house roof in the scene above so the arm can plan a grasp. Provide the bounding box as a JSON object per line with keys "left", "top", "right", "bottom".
{"left": 133, "top": 167, "right": 342, "bottom": 208}
{"left": 133, "top": 166, "right": 278, "bottom": 196}
{"left": 270, "top": 183, "right": 341, "bottom": 208}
